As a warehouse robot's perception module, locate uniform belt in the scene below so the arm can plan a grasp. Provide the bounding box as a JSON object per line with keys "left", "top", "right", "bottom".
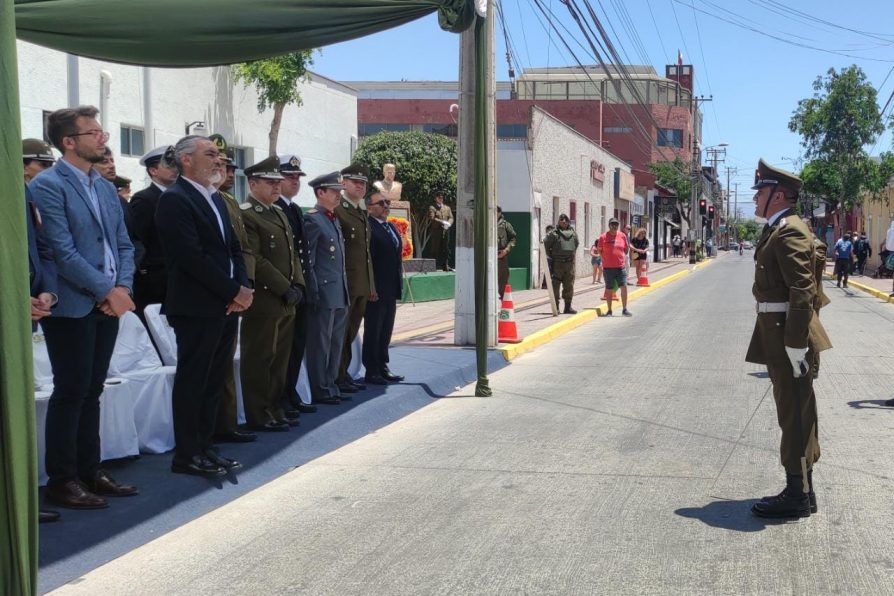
{"left": 755, "top": 301, "right": 789, "bottom": 314}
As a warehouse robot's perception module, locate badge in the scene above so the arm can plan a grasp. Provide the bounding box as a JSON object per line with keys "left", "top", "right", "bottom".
{"left": 254, "top": 205, "right": 263, "bottom": 213}
{"left": 330, "top": 245, "right": 335, "bottom": 252}
{"left": 270, "top": 242, "right": 276, "bottom": 249}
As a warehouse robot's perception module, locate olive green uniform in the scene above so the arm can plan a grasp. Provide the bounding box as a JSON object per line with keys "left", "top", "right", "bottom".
{"left": 334, "top": 196, "right": 375, "bottom": 384}
{"left": 745, "top": 212, "right": 832, "bottom": 475}
{"left": 239, "top": 197, "right": 304, "bottom": 426}
{"left": 428, "top": 203, "right": 454, "bottom": 270}
{"left": 497, "top": 216, "right": 517, "bottom": 298}
{"left": 544, "top": 226, "right": 580, "bottom": 305}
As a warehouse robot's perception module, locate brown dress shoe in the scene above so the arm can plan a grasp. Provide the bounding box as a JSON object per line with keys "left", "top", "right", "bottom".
{"left": 45, "top": 480, "right": 108, "bottom": 510}
{"left": 39, "top": 509, "right": 61, "bottom": 523}
{"left": 83, "top": 470, "right": 138, "bottom": 497}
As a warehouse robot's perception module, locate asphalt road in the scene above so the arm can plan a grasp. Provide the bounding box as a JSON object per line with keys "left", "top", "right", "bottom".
{"left": 51, "top": 253, "right": 894, "bottom": 595}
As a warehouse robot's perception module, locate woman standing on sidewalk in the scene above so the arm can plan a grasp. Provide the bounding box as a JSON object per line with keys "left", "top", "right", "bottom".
{"left": 631, "top": 228, "right": 650, "bottom": 280}
{"left": 589, "top": 239, "right": 603, "bottom": 284}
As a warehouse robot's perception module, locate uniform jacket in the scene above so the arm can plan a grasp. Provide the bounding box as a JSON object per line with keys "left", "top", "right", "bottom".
{"left": 26, "top": 184, "right": 57, "bottom": 299}
{"left": 219, "top": 191, "right": 251, "bottom": 275}
{"left": 30, "top": 161, "right": 135, "bottom": 318}
{"left": 746, "top": 211, "right": 832, "bottom": 365}
{"left": 119, "top": 196, "right": 145, "bottom": 268}
{"left": 428, "top": 203, "right": 454, "bottom": 232}
{"left": 544, "top": 227, "right": 580, "bottom": 258}
{"left": 368, "top": 216, "right": 403, "bottom": 302}
{"left": 497, "top": 217, "right": 517, "bottom": 254}
{"left": 129, "top": 183, "right": 166, "bottom": 270}
{"left": 154, "top": 177, "right": 248, "bottom": 317}
{"left": 276, "top": 196, "right": 309, "bottom": 275}
{"left": 334, "top": 197, "right": 375, "bottom": 298}
{"left": 240, "top": 197, "right": 304, "bottom": 318}
{"left": 304, "top": 206, "right": 349, "bottom": 310}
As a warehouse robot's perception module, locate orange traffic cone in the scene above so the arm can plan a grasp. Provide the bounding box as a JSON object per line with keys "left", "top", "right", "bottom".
{"left": 636, "top": 275, "right": 650, "bottom": 287}
{"left": 602, "top": 289, "right": 618, "bottom": 301}
{"left": 498, "top": 285, "right": 523, "bottom": 344}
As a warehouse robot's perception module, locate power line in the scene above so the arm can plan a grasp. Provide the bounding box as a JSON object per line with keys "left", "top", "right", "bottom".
{"left": 687, "top": 0, "right": 722, "bottom": 140}
{"left": 644, "top": 0, "right": 671, "bottom": 64}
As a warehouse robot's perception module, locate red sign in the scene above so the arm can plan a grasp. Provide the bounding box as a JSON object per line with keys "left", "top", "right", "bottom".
{"left": 590, "top": 159, "right": 606, "bottom": 183}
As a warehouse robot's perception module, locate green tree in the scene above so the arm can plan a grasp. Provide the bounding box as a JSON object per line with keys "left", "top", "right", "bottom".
{"left": 649, "top": 157, "right": 693, "bottom": 226}
{"left": 736, "top": 219, "right": 761, "bottom": 242}
{"left": 789, "top": 65, "right": 891, "bottom": 209}
{"left": 232, "top": 50, "right": 316, "bottom": 156}
{"left": 352, "top": 131, "right": 457, "bottom": 256}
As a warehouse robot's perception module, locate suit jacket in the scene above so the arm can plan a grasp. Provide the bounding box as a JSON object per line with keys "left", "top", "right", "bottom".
{"left": 745, "top": 211, "right": 832, "bottom": 365}
{"left": 303, "top": 206, "right": 349, "bottom": 310}
{"left": 129, "top": 183, "right": 166, "bottom": 270}
{"left": 119, "top": 195, "right": 145, "bottom": 267}
{"left": 29, "top": 160, "right": 135, "bottom": 318}
{"left": 240, "top": 197, "right": 304, "bottom": 318}
{"left": 275, "top": 196, "right": 309, "bottom": 275}
{"left": 335, "top": 196, "right": 375, "bottom": 298}
{"left": 154, "top": 177, "right": 248, "bottom": 317}
{"left": 368, "top": 216, "right": 403, "bottom": 302}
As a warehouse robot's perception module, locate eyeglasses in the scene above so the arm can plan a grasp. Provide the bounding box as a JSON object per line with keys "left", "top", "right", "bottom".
{"left": 69, "top": 129, "right": 110, "bottom": 142}
{"left": 370, "top": 200, "right": 390, "bottom": 207}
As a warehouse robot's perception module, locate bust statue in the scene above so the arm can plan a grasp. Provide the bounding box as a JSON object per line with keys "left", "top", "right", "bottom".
{"left": 373, "top": 163, "right": 403, "bottom": 201}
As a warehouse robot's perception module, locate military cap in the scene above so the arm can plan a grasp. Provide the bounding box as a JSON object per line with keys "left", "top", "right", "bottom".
{"left": 280, "top": 154, "right": 306, "bottom": 176}
{"left": 22, "top": 138, "right": 55, "bottom": 162}
{"left": 113, "top": 175, "right": 132, "bottom": 190}
{"left": 558, "top": 213, "right": 570, "bottom": 222}
{"left": 340, "top": 163, "right": 369, "bottom": 182}
{"left": 139, "top": 145, "right": 169, "bottom": 167}
{"left": 222, "top": 147, "right": 236, "bottom": 166}
{"left": 244, "top": 155, "right": 284, "bottom": 180}
{"left": 308, "top": 171, "right": 345, "bottom": 191}
{"left": 751, "top": 159, "right": 802, "bottom": 194}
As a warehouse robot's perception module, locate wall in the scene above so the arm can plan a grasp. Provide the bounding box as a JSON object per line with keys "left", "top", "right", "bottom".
{"left": 16, "top": 42, "right": 357, "bottom": 208}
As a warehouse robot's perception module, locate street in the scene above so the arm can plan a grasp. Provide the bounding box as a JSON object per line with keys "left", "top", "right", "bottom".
{"left": 51, "top": 253, "right": 894, "bottom": 595}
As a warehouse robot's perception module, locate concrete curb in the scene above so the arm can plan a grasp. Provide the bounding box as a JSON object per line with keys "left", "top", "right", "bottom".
{"left": 499, "top": 257, "right": 716, "bottom": 361}
{"left": 823, "top": 271, "right": 894, "bottom": 303}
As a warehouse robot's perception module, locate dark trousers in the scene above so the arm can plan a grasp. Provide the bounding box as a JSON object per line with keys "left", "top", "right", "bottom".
{"left": 498, "top": 256, "right": 509, "bottom": 300}
{"left": 856, "top": 254, "right": 868, "bottom": 275}
{"left": 282, "top": 302, "right": 309, "bottom": 406}
{"left": 767, "top": 354, "right": 820, "bottom": 474}
{"left": 338, "top": 294, "right": 368, "bottom": 383}
{"left": 168, "top": 315, "right": 237, "bottom": 460}
{"left": 362, "top": 299, "right": 397, "bottom": 376}
{"left": 431, "top": 230, "right": 449, "bottom": 270}
{"left": 133, "top": 268, "right": 166, "bottom": 315}
{"left": 42, "top": 311, "right": 120, "bottom": 486}
{"left": 834, "top": 258, "right": 850, "bottom": 285}
{"left": 214, "top": 322, "right": 240, "bottom": 435}
{"left": 551, "top": 258, "right": 575, "bottom": 303}
{"left": 240, "top": 314, "right": 295, "bottom": 426}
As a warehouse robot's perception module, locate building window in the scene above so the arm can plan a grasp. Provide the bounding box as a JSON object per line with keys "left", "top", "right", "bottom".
{"left": 42, "top": 110, "right": 53, "bottom": 144}
{"left": 552, "top": 196, "right": 560, "bottom": 224}
{"left": 497, "top": 124, "right": 527, "bottom": 139}
{"left": 232, "top": 146, "right": 249, "bottom": 202}
{"left": 120, "top": 125, "right": 145, "bottom": 157}
{"left": 604, "top": 127, "right": 632, "bottom": 134}
{"left": 657, "top": 128, "right": 683, "bottom": 148}
{"left": 423, "top": 123, "right": 458, "bottom": 137}
{"left": 600, "top": 205, "right": 606, "bottom": 236}
{"left": 358, "top": 123, "right": 412, "bottom": 136}
{"left": 569, "top": 200, "right": 577, "bottom": 226}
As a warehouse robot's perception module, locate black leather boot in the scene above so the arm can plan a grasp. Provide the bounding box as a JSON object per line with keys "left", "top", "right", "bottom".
{"left": 761, "top": 470, "right": 817, "bottom": 513}
{"left": 563, "top": 301, "right": 577, "bottom": 314}
{"left": 752, "top": 474, "right": 811, "bottom": 519}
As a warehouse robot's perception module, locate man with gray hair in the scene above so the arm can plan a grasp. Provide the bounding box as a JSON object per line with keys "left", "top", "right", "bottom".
{"left": 155, "top": 135, "right": 253, "bottom": 477}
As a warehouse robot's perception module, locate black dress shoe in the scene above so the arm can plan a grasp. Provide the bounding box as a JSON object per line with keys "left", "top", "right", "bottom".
{"left": 337, "top": 382, "right": 358, "bottom": 394}
{"left": 315, "top": 396, "right": 341, "bottom": 405}
{"left": 171, "top": 455, "right": 226, "bottom": 477}
{"left": 283, "top": 409, "right": 301, "bottom": 420}
{"left": 381, "top": 369, "right": 404, "bottom": 382}
{"left": 364, "top": 374, "right": 389, "bottom": 385}
{"left": 39, "top": 509, "right": 61, "bottom": 523}
{"left": 45, "top": 480, "right": 108, "bottom": 510}
{"left": 213, "top": 430, "right": 257, "bottom": 443}
{"left": 276, "top": 417, "right": 300, "bottom": 427}
{"left": 83, "top": 470, "right": 138, "bottom": 497}
{"left": 296, "top": 403, "right": 317, "bottom": 413}
{"left": 203, "top": 449, "right": 242, "bottom": 471}
{"left": 247, "top": 421, "right": 290, "bottom": 432}
{"left": 350, "top": 379, "right": 367, "bottom": 390}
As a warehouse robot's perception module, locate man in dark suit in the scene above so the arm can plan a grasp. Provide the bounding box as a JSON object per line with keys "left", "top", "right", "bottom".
{"left": 130, "top": 145, "right": 179, "bottom": 314}
{"left": 155, "top": 136, "right": 254, "bottom": 477}
{"left": 275, "top": 154, "right": 317, "bottom": 416}
{"left": 362, "top": 189, "right": 405, "bottom": 385}
{"left": 30, "top": 105, "right": 138, "bottom": 510}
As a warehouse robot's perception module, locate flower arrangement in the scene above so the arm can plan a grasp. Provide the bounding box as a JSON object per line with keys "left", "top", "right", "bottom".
{"left": 387, "top": 215, "right": 414, "bottom": 260}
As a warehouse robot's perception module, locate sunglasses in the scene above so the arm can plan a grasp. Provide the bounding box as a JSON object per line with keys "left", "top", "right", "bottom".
{"left": 370, "top": 200, "right": 390, "bottom": 207}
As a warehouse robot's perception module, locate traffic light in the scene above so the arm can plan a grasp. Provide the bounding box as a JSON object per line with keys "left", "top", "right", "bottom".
{"left": 698, "top": 199, "right": 707, "bottom": 215}
{"left": 708, "top": 205, "right": 715, "bottom": 219}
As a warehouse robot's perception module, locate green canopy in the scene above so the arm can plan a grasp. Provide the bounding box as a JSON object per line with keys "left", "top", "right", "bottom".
{"left": 3, "top": 0, "right": 489, "bottom": 593}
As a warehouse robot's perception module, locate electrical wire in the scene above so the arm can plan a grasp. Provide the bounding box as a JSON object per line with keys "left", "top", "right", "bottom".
{"left": 644, "top": 0, "right": 671, "bottom": 64}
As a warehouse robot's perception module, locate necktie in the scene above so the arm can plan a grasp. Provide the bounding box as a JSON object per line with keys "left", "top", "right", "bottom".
{"left": 384, "top": 221, "right": 399, "bottom": 248}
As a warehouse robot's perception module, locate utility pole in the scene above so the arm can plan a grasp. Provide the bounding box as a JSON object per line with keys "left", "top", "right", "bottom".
{"left": 724, "top": 166, "right": 737, "bottom": 248}
{"left": 688, "top": 95, "right": 712, "bottom": 264}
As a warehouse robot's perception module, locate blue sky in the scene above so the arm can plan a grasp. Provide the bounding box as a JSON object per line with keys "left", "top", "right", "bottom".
{"left": 313, "top": 0, "right": 894, "bottom": 201}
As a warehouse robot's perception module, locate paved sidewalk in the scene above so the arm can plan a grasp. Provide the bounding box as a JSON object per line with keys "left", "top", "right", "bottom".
{"left": 823, "top": 260, "right": 894, "bottom": 303}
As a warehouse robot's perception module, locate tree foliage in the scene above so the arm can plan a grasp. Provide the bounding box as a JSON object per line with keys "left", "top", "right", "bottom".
{"left": 232, "top": 50, "right": 316, "bottom": 156}
{"left": 649, "top": 157, "right": 692, "bottom": 224}
{"left": 789, "top": 65, "right": 892, "bottom": 208}
{"left": 352, "top": 131, "right": 457, "bottom": 256}
{"left": 736, "top": 219, "right": 761, "bottom": 242}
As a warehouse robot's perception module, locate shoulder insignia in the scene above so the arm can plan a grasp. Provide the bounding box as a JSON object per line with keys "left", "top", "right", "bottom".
{"left": 254, "top": 205, "right": 264, "bottom": 213}
{"left": 342, "top": 201, "right": 350, "bottom": 209}
{"left": 239, "top": 203, "right": 251, "bottom": 210}
{"left": 307, "top": 208, "right": 318, "bottom": 214}
{"left": 780, "top": 218, "right": 787, "bottom": 228}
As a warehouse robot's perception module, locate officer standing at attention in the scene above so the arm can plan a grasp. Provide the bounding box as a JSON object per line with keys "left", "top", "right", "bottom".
{"left": 239, "top": 156, "right": 305, "bottom": 432}
{"left": 335, "top": 163, "right": 376, "bottom": 394}
{"left": 304, "top": 172, "right": 350, "bottom": 405}
{"left": 544, "top": 213, "right": 580, "bottom": 314}
{"left": 497, "top": 206, "right": 517, "bottom": 300}
{"left": 746, "top": 159, "right": 832, "bottom": 519}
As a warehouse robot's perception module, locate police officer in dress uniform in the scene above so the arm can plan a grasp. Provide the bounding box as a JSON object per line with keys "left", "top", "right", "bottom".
{"left": 544, "top": 214, "right": 580, "bottom": 314}
{"left": 746, "top": 159, "right": 832, "bottom": 519}
{"left": 497, "top": 206, "right": 517, "bottom": 300}
{"left": 275, "top": 154, "right": 317, "bottom": 416}
{"left": 238, "top": 156, "right": 305, "bottom": 432}
{"left": 428, "top": 191, "right": 454, "bottom": 271}
{"left": 334, "top": 163, "right": 376, "bottom": 393}
{"left": 304, "top": 172, "right": 350, "bottom": 405}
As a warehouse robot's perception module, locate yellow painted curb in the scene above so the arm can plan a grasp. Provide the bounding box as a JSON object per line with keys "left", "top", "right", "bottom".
{"left": 823, "top": 272, "right": 893, "bottom": 303}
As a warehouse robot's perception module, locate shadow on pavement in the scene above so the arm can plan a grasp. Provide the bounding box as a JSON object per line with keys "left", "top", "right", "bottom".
{"left": 675, "top": 498, "right": 802, "bottom": 532}
{"left": 847, "top": 400, "right": 894, "bottom": 410}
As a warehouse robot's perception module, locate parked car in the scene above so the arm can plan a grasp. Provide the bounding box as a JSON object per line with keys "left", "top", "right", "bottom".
{"left": 742, "top": 240, "right": 753, "bottom": 250}
{"left": 728, "top": 241, "right": 739, "bottom": 251}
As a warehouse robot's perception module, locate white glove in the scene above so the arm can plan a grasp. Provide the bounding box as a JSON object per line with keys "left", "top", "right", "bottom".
{"left": 785, "top": 346, "right": 809, "bottom": 378}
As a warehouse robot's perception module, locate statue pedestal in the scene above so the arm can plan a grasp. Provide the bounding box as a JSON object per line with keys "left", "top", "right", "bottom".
{"left": 403, "top": 258, "right": 437, "bottom": 273}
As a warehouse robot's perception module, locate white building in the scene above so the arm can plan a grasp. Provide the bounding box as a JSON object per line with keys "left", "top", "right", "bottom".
{"left": 498, "top": 106, "right": 634, "bottom": 286}
{"left": 16, "top": 41, "right": 358, "bottom": 207}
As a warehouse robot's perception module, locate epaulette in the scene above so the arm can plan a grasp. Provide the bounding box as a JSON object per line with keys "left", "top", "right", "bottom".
{"left": 307, "top": 208, "right": 318, "bottom": 214}
{"left": 780, "top": 218, "right": 788, "bottom": 228}
{"left": 239, "top": 203, "right": 251, "bottom": 210}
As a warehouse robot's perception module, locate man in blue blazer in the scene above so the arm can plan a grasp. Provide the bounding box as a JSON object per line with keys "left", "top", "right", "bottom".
{"left": 155, "top": 136, "right": 254, "bottom": 477}
{"left": 362, "top": 190, "right": 405, "bottom": 385}
{"left": 30, "top": 106, "right": 137, "bottom": 510}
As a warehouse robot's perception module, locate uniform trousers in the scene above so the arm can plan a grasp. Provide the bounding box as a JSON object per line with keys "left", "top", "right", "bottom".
{"left": 41, "top": 310, "right": 119, "bottom": 486}
{"left": 498, "top": 256, "right": 510, "bottom": 299}
{"left": 362, "top": 298, "right": 397, "bottom": 376}
{"left": 338, "top": 294, "right": 367, "bottom": 383}
{"left": 168, "top": 315, "right": 237, "bottom": 460}
{"left": 214, "top": 322, "right": 240, "bottom": 435}
{"left": 307, "top": 305, "right": 348, "bottom": 401}
{"left": 767, "top": 352, "right": 821, "bottom": 475}
{"left": 240, "top": 314, "right": 295, "bottom": 425}
{"left": 282, "top": 301, "right": 309, "bottom": 406}
{"left": 551, "top": 258, "right": 575, "bottom": 303}
{"left": 431, "top": 230, "right": 449, "bottom": 270}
